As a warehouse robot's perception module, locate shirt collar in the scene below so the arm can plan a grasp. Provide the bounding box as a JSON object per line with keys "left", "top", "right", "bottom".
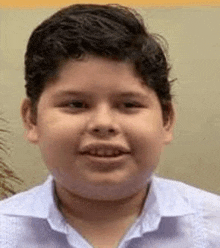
{"left": 138, "top": 175, "right": 196, "bottom": 233}
{"left": 0, "top": 175, "right": 53, "bottom": 218}
{"left": 0, "top": 174, "right": 196, "bottom": 236}
{"left": 0, "top": 175, "right": 68, "bottom": 234}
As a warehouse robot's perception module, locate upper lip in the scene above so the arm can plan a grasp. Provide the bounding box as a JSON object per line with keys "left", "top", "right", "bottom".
{"left": 80, "top": 143, "right": 130, "bottom": 154}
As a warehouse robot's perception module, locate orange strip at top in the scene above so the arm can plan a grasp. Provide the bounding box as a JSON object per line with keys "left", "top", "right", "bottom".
{"left": 0, "top": 0, "right": 220, "bottom": 8}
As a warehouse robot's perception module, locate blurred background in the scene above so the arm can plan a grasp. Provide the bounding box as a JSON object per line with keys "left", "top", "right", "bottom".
{"left": 0, "top": 5, "right": 220, "bottom": 194}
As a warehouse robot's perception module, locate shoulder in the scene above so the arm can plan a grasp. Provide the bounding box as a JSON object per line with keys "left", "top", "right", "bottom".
{"left": 0, "top": 177, "right": 55, "bottom": 247}
{"left": 0, "top": 210, "right": 57, "bottom": 248}
{"left": 0, "top": 184, "right": 45, "bottom": 216}
{"left": 153, "top": 175, "right": 220, "bottom": 200}
{"left": 153, "top": 176, "right": 220, "bottom": 214}
{"left": 0, "top": 176, "right": 53, "bottom": 217}
{"left": 154, "top": 176, "right": 220, "bottom": 244}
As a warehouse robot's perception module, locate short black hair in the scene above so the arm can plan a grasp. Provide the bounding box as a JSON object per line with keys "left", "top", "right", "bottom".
{"left": 25, "top": 4, "right": 173, "bottom": 122}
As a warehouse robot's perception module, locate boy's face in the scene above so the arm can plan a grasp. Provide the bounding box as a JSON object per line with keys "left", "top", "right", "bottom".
{"left": 22, "top": 56, "right": 174, "bottom": 200}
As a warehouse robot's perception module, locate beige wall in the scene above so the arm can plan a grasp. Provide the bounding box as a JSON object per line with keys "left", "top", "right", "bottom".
{"left": 0, "top": 7, "right": 220, "bottom": 194}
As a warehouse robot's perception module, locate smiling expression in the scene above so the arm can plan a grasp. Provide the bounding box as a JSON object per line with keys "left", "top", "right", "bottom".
{"left": 22, "top": 56, "right": 174, "bottom": 200}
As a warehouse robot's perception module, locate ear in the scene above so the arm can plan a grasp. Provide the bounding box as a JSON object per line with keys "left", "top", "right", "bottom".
{"left": 21, "top": 98, "right": 39, "bottom": 144}
{"left": 162, "top": 102, "right": 176, "bottom": 145}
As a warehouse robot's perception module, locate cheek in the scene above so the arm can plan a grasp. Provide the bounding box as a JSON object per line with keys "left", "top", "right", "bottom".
{"left": 39, "top": 135, "right": 72, "bottom": 171}
{"left": 38, "top": 112, "right": 85, "bottom": 141}
{"left": 123, "top": 114, "right": 164, "bottom": 144}
{"left": 37, "top": 117, "right": 84, "bottom": 169}
{"left": 122, "top": 117, "right": 164, "bottom": 164}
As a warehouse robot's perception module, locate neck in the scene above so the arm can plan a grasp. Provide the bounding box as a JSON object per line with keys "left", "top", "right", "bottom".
{"left": 54, "top": 182, "right": 150, "bottom": 248}
{"left": 54, "top": 182, "right": 150, "bottom": 224}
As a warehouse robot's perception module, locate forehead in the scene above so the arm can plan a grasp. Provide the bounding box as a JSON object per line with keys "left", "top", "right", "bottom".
{"left": 36, "top": 56, "right": 162, "bottom": 114}
{"left": 38, "top": 56, "right": 162, "bottom": 109}
{"left": 45, "top": 56, "right": 147, "bottom": 93}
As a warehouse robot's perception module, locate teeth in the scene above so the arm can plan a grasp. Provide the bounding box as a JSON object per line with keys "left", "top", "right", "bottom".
{"left": 87, "top": 148, "right": 122, "bottom": 157}
{"left": 106, "top": 149, "right": 114, "bottom": 156}
{"left": 97, "top": 149, "right": 105, "bottom": 156}
{"left": 90, "top": 149, "right": 96, "bottom": 155}
{"left": 114, "top": 150, "right": 120, "bottom": 156}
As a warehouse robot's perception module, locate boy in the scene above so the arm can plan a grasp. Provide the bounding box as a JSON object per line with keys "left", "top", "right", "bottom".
{"left": 0, "top": 4, "right": 219, "bottom": 248}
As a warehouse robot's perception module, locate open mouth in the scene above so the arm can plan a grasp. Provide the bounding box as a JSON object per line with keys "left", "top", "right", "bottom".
{"left": 80, "top": 144, "right": 130, "bottom": 170}
{"left": 80, "top": 143, "right": 130, "bottom": 158}
{"left": 83, "top": 149, "right": 126, "bottom": 157}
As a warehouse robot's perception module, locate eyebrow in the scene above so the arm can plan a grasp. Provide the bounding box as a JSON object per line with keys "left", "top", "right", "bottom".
{"left": 53, "top": 90, "right": 151, "bottom": 100}
{"left": 53, "top": 91, "right": 89, "bottom": 98}
{"left": 116, "top": 91, "right": 149, "bottom": 98}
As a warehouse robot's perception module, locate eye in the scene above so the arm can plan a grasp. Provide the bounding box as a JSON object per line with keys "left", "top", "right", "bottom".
{"left": 60, "top": 100, "right": 89, "bottom": 112}
{"left": 68, "top": 100, "right": 87, "bottom": 108}
{"left": 122, "top": 101, "right": 143, "bottom": 108}
{"left": 117, "top": 100, "right": 145, "bottom": 113}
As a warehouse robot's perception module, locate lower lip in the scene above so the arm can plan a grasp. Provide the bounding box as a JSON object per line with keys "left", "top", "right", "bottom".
{"left": 81, "top": 153, "right": 129, "bottom": 169}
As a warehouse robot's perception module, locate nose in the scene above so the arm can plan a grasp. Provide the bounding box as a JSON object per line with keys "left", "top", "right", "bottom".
{"left": 87, "top": 104, "right": 120, "bottom": 138}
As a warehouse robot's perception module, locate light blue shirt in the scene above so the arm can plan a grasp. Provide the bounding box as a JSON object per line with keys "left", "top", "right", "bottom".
{"left": 0, "top": 175, "right": 219, "bottom": 248}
